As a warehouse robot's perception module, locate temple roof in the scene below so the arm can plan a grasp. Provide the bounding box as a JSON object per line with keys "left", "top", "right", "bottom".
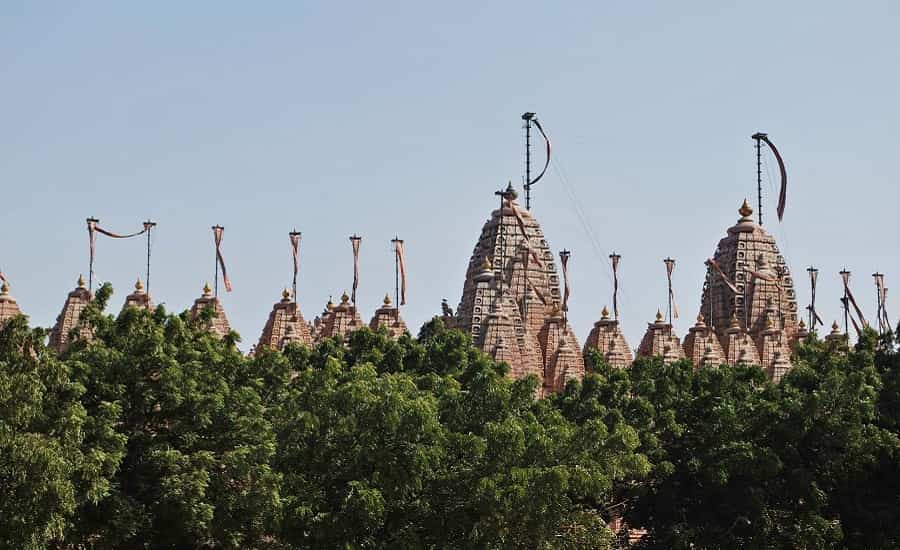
{"left": 315, "top": 291, "right": 363, "bottom": 341}
{"left": 49, "top": 275, "right": 93, "bottom": 353}
{"left": 189, "top": 282, "right": 231, "bottom": 338}
{"left": 122, "top": 278, "right": 153, "bottom": 312}
{"left": 258, "top": 289, "right": 312, "bottom": 350}
{"left": 0, "top": 280, "right": 21, "bottom": 326}
{"left": 369, "top": 294, "right": 408, "bottom": 339}
{"left": 636, "top": 310, "right": 685, "bottom": 364}
{"left": 583, "top": 305, "right": 633, "bottom": 369}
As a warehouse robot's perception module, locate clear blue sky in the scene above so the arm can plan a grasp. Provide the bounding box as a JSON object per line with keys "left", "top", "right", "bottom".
{"left": 2, "top": 1, "right": 898, "bottom": 350}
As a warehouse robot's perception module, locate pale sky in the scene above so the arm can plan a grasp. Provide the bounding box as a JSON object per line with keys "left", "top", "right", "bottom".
{"left": 2, "top": 1, "right": 899, "bottom": 350}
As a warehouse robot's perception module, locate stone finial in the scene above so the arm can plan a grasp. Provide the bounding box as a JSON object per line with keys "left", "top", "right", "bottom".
{"left": 383, "top": 293, "right": 392, "bottom": 306}
{"left": 655, "top": 309, "right": 664, "bottom": 323}
{"left": 601, "top": 305, "right": 610, "bottom": 320}
{"left": 202, "top": 282, "right": 212, "bottom": 297}
{"left": 326, "top": 296, "right": 334, "bottom": 311}
{"left": 739, "top": 198, "right": 754, "bottom": 219}
{"left": 481, "top": 258, "right": 492, "bottom": 271}
{"left": 77, "top": 274, "right": 86, "bottom": 288}
{"left": 695, "top": 313, "right": 706, "bottom": 327}
{"left": 134, "top": 278, "right": 144, "bottom": 292}
{"left": 0, "top": 281, "right": 8, "bottom": 295}
{"left": 340, "top": 291, "right": 350, "bottom": 304}
{"left": 798, "top": 318, "right": 806, "bottom": 330}
{"left": 830, "top": 321, "right": 840, "bottom": 335}
{"left": 282, "top": 288, "right": 291, "bottom": 301}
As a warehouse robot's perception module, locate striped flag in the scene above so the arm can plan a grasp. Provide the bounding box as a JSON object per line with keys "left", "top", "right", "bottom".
{"left": 212, "top": 225, "right": 232, "bottom": 292}
{"left": 350, "top": 235, "right": 362, "bottom": 304}
{"left": 394, "top": 238, "right": 407, "bottom": 305}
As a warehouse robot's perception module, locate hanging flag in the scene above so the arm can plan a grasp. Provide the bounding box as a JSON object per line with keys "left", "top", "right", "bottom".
{"left": 559, "top": 250, "right": 571, "bottom": 312}
{"left": 610, "top": 253, "right": 621, "bottom": 320}
{"left": 807, "top": 268, "right": 823, "bottom": 329}
{"left": 882, "top": 288, "right": 891, "bottom": 330}
{"left": 394, "top": 238, "right": 407, "bottom": 306}
{"left": 841, "top": 271, "right": 867, "bottom": 327}
{"left": 350, "top": 235, "right": 362, "bottom": 304}
{"left": 86, "top": 217, "right": 154, "bottom": 290}
{"left": 289, "top": 231, "right": 301, "bottom": 295}
{"left": 522, "top": 249, "right": 548, "bottom": 305}
{"left": 212, "top": 225, "right": 232, "bottom": 292}
{"left": 0, "top": 269, "right": 7, "bottom": 284}
{"left": 527, "top": 118, "right": 552, "bottom": 188}
{"left": 756, "top": 134, "right": 788, "bottom": 221}
{"left": 707, "top": 258, "right": 739, "bottom": 294}
{"left": 664, "top": 257, "right": 679, "bottom": 320}
{"left": 506, "top": 198, "right": 543, "bottom": 266}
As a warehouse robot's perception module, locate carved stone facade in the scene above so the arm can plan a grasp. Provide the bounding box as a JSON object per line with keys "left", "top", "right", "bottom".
{"left": 189, "top": 282, "right": 231, "bottom": 338}
{"left": 0, "top": 281, "right": 21, "bottom": 326}
{"left": 682, "top": 314, "right": 725, "bottom": 369}
{"left": 455, "top": 185, "right": 584, "bottom": 394}
{"left": 49, "top": 275, "right": 93, "bottom": 353}
{"left": 368, "top": 294, "right": 408, "bottom": 339}
{"left": 696, "top": 200, "right": 799, "bottom": 377}
{"left": 122, "top": 279, "right": 153, "bottom": 312}
{"left": 258, "top": 289, "right": 312, "bottom": 350}
{"left": 583, "top": 306, "right": 633, "bottom": 369}
{"left": 315, "top": 292, "right": 363, "bottom": 341}
{"left": 637, "top": 310, "right": 685, "bottom": 365}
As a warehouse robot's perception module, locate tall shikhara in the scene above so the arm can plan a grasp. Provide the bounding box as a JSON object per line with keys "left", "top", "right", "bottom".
{"left": 455, "top": 184, "right": 584, "bottom": 394}
{"left": 699, "top": 199, "right": 799, "bottom": 380}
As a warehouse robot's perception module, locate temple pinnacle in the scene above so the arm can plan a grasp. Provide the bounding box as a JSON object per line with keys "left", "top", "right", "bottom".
{"left": 739, "top": 198, "right": 754, "bottom": 219}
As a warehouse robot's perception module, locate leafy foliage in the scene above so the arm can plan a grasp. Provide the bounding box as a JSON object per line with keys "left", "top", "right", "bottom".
{"left": 1, "top": 288, "right": 900, "bottom": 548}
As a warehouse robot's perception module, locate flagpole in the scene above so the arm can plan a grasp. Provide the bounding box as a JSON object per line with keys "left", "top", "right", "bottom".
{"left": 86, "top": 217, "right": 99, "bottom": 292}
{"left": 144, "top": 220, "right": 156, "bottom": 294}
{"left": 873, "top": 272, "right": 884, "bottom": 334}
{"left": 752, "top": 132, "right": 765, "bottom": 225}
{"left": 290, "top": 230, "right": 301, "bottom": 302}
{"left": 664, "top": 257, "right": 675, "bottom": 325}
{"left": 610, "top": 252, "right": 621, "bottom": 321}
{"left": 839, "top": 268, "right": 850, "bottom": 336}
{"left": 807, "top": 266, "right": 818, "bottom": 330}
{"left": 391, "top": 236, "right": 401, "bottom": 308}
{"left": 213, "top": 225, "right": 223, "bottom": 298}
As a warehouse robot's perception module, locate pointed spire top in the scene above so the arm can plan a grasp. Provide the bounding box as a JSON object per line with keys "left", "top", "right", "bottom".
{"left": 739, "top": 198, "right": 754, "bottom": 219}
{"left": 0, "top": 281, "right": 8, "bottom": 295}
{"left": 203, "top": 282, "right": 212, "bottom": 296}
{"left": 326, "top": 295, "right": 334, "bottom": 311}
{"left": 502, "top": 181, "right": 517, "bottom": 200}
{"left": 281, "top": 288, "right": 291, "bottom": 301}
{"left": 383, "top": 293, "right": 392, "bottom": 306}
{"left": 601, "top": 305, "right": 610, "bottom": 320}
{"left": 655, "top": 309, "right": 664, "bottom": 323}
{"left": 481, "top": 257, "right": 492, "bottom": 271}
{"left": 135, "top": 278, "right": 144, "bottom": 292}
{"left": 695, "top": 313, "right": 706, "bottom": 327}
{"left": 798, "top": 318, "right": 806, "bottom": 329}
{"left": 77, "top": 274, "right": 86, "bottom": 288}
{"left": 340, "top": 291, "right": 350, "bottom": 304}
{"left": 830, "top": 320, "right": 840, "bottom": 334}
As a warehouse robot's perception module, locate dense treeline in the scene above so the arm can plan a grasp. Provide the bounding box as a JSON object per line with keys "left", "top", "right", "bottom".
{"left": 1, "top": 284, "right": 899, "bottom": 549}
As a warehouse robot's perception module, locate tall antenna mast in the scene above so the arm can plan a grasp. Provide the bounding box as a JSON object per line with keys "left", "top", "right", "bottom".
{"left": 752, "top": 132, "right": 766, "bottom": 225}
{"left": 522, "top": 112, "right": 534, "bottom": 210}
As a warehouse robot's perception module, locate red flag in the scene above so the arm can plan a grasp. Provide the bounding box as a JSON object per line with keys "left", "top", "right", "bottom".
{"left": 394, "top": 239, "right": 407, "bottom": 305}
{"left": 212, "top": 226, "right": 232, "bottom": 292}
{"left": 350, "top": 235, "right": 361, "bottom": 304}
{"left": 610, "top": 253, "right": 621, "bottom": 320}
{"left": 559, "top": 250, "right": 571, "bottom": 312}
{"left": 507, "top": 198, "right": 543, "bottom": 267}
{"left": 759, "top": 135, "right": 788, "bottom": 221}
{"left": 289, "top": 231, "right": 301, "bottom": 292}
{"left": 707, "top": 258, "right": 739, "bottom": 294}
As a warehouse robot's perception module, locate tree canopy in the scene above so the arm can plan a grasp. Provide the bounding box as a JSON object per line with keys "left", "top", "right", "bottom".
{"left": 1, "top": 285, "right": 899, "bottom": 548}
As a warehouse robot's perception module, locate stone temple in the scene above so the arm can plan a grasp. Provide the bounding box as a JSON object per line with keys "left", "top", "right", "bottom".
{"left": 454, "top": 184, "right": 585, "bottom": 395}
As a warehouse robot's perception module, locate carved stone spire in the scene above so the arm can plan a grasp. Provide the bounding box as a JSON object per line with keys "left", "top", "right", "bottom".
{"left": 369, "top": 293, "right": 408, "bottom": 339}
{"left": 258, "top": 288, "right": 312, "bottom": 350}
{"left": 49, "top": 275, "right": 93, "bottom": 353}
{"left": 637, "top": 310, "right": 685, "bottom": 361}
{"left": 122, "top": 278, "right": 153, "bottom": 312}
{"left": 316, "top": 291, "right": 363, "bottom": 341}
{"left": 0, "top": 280, "right": 22, "bottom": 326}
{"left": 189, "top": 282, "right": 231, "bottom": 338}
{"left": 583, "top": 305, "right": 633, "bottom": 369}
{"left": 682, "top": 313, "right": 724, "bottom": 369}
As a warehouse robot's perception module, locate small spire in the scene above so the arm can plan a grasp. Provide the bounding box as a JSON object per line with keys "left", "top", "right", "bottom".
{"left": 696, "top": 312, "right": 706, "bottom": 325}
{"left": 655, "top": 309, "right": 664, "bottom": 323}
{"left": 383, "top": 293, "right": 392, "bottom": 306}
{"left": 340, "top": 291, "right": 350, "bottom": 304}
{"left": 730, "top": 313, "right": 741, "bottom": 329}
{"left": 203, "top": 282, "right": 212, "bottom": 296}
{"left": 739, "top": 198, "right": 754, "bottom": 219}
{"left": 601, "top": 305, "right": 610, "bottom": 320}
{"left": 830, "top": 320, "right": 840, "bottom": 334}
{"left": 798, "top": 318, "right": 806, "bottom": 329}
{"left": 0, "top": 281, "right": 8, "bottom": 295}
{"left": 282, "top": 288, "right": 291, "bottom": 300}
{"left": 481, "top": 257, "right": 492, "bottom": 271}
{"left": 77, "top": 274, "right": 86, "bottom": 288}
{"left": 135, "top": 278, "right": 144, "bottom": 292}
{"left": 326, "top": 295, "right": 334, "bottom": 311}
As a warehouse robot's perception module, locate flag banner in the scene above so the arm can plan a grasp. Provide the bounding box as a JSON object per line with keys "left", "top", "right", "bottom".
{"left": 527, "top": 118, "right": 552, "bottom": 188}
{"left": 841, "top": 273, "right": 868, "bottom": 327}
{"left": 0, "top": 270, "right": 7, "bottom": 284}
{"left": 757, "top": 134, "right": 788, "bottom": 221}
{"left": 882, "top": 288, "right": 891, "bottom": 330}
{"left": 213, "top": 226, "right": 232, "bottom": 292}
{"left": 809, "top": 269, "right": 822, "bottom": 329}
{"left": 350, "top": 235, "right": 361, "bottom": 304}
{"left": 289, "top": 232, "right": 301, "bottom": 290}
{"left": 523, "top": 250, "right": 548, "bottom": 305}
{"left": 506, "top": 199, "right": 543, "bottom": 266}
{"left": 664, "top": 258, "right": 679, "bottom": 319}
{"left": 560, "top": 251, "right": 571, "bottom": 312}
{"left": 707, "top": 258, "right": 739, "bottom": 294}
{"left": 394, "top": 239, "right": 407, "bottom": 305}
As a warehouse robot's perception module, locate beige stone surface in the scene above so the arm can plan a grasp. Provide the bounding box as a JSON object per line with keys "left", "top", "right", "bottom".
{"left": 369, "top": 294, "right": 408, "bottom": 339}
{"left": 189, "top": 282, "right": 232, "bottom": 339}
{"left": 0, "top": 281, "right": 22, "bottom": 326}
{"left": 258, "top": 288, "right": 313, "bottom": 350}
{"left": 583, "top": 306, "right": 634, "bottom": 369}
{"left": 49, "top": 275, "right": 93, "bottom": 353}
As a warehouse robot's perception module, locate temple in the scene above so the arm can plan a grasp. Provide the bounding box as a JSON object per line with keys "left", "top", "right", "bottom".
{"left": 49, "top": 275, "right": 93, "bottom": 353}
{"left": 314, "top": 291, "right": 364, "bottom": 341}
{"left": 189, "top": 282, "right": 231, "bottom": 338}
{"left": 369, "top": 294, "right": 408, "bottom": 338}
{"left": 257, "top": 289, "right": 312, "bottom": 350}
{"left": 0, "top": 281, "right": 21, "bottom": 326}
{"left": 122, "top": 279, "right": 153, "bottom": 312}
{"left": 454, "top": 184, "right": 584, "bottom": 394}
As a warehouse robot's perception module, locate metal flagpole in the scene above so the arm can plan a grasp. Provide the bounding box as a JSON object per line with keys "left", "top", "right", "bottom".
{"left": 86, "top": 217, "right": 99, "bottom": 291}
{"left": 290, "top": 230, "right": 301, "bottom": 302}
{"left": 522, "top": 112, "right": 534, "bottom": 210}
{"left": 839, "top": 268, "right": 851, "bottom": 336}
{"left": 144, "top": 220, "right": 156, "bottom": 294}
{"left": 873, "top": 272, "right": 884, "bottom": 334}
{"left": 752, "top": 133, "right": 766, "bottom": 225}
{"left": 213, "top": 225, "right": 223, "bottom": 298}
{"left": 664, "top": 257, "right": 676, "bottom": 324}
{"left": 391, "top": 236, "right": 401, "bottom": 308}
